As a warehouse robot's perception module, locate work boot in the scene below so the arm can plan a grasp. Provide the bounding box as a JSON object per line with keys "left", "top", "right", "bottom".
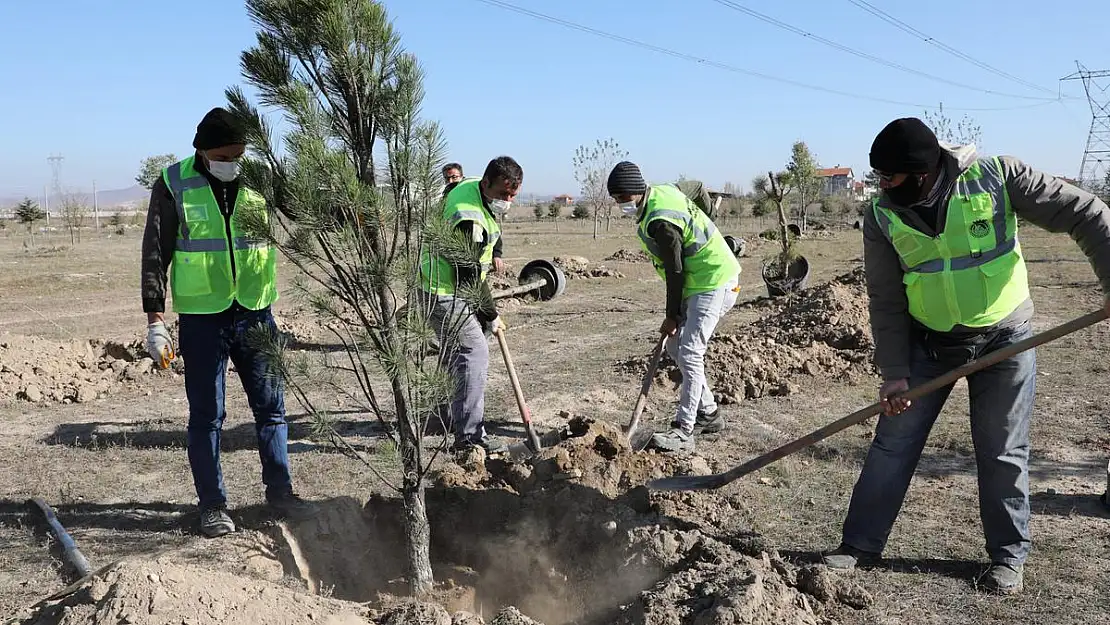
{"left": 822, "top": 543, "right": 880, "bottom": 570}
{"left": 199, "top": 505, "right": 235, "bottom": 538}
{"left": 693, "top": 408, "right": 725, "bottom": 434}
{"left": 978, "top": 563, "right": 1023, "bottom": 595}
{"left": 267, "top": 493, "right": 319, "bottom": 522}
{"left": 651, "top": 423, "right": 695, "bottom": 453}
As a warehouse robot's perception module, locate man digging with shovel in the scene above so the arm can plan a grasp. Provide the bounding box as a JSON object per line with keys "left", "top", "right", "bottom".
{"left": 418, "top": 156, "right": 522, "bottom": 456}
{"left": 608, "top": 161, "right": 742, "bottom": 453}
{"left": 823, "top": 117, "right": 1110, "bottom": 593}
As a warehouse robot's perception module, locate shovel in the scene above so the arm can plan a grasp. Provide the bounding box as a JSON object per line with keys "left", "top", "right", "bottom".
{"left": 493, "top": 327, "right": 545, "bottom": 458}
{"left": 624, "top": 333, "right": 669, "bottom": 451}
{"left": 649, "top": 308, "right": 1108, "bottom": 492}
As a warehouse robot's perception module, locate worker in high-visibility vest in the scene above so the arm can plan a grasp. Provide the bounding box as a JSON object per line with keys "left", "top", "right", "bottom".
{"left": 140, "top": 107, "right": 316, "bottom": 538}
{"left": 823, "top": 117, "right": 1110, "bottom": 594}
{"left": 418, "top": 156, "right": 521, "bottom": 454}
{"left": 608, "top": 161, "right": 742, "bottom": 453}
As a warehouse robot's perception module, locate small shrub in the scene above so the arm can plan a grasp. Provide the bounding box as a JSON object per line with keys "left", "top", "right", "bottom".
{"left": 571, "top": 203, "right": 590, "bottom": 219}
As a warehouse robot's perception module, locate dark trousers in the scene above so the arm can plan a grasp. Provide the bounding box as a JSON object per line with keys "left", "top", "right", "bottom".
{"left": 179, "top": 305, "right": 292, "bottom": 509}
{"left": 842, "top": 321, "right": 1036, "bottom": 567}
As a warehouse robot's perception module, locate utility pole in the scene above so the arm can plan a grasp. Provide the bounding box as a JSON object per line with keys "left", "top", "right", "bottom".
{"left": 47, "top": 154, "right": 64, "bottom": 227}
{"left": 93, "top": 180, "right": 100, "bottom": 229}
{"left": 1062, "top": 61, "right": 1110, "bottom": 187}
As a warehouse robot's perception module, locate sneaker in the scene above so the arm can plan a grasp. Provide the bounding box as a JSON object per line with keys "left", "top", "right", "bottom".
{"left": 978, "top": 563, "right": 1023, "bottom": 595}
{"left": 694, "top": 408, "right": 725, "bottom": 434}
{"left": 651, "top": 423, "right": 695, "bottom": 453}
{"left": 822, "top": 543, "right": 880, "bottom": 570}
{"left": 267, "top": 493, "right": 319, "bottom": 521}
{"left": 478, "top": 436, "right": 508, "bottom": 455}
{"left": 199, "top": 505, "right": 235, "bottom": 538}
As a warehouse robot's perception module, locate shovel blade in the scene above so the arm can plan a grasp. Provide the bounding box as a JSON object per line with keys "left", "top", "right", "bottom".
{"left": 647, "top": 472, "right": 733, "bottom": 491}
{"left": 627, "top": 427, "right": 655, "bottom": 452}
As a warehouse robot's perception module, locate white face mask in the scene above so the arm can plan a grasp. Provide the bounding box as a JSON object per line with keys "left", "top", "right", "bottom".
{"left": 619, "top": 201, "right": 639, "bottom": 216}
{"left": 207, "top": 158, "right": 241, "bottom": 182}
{"left": 489, "top": 199, "right": 511, "bottom": 215}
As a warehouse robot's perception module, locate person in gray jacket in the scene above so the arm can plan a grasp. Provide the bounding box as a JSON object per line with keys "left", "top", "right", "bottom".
{"left": 822, "top": 117, "right": 1110, "bottom": 594}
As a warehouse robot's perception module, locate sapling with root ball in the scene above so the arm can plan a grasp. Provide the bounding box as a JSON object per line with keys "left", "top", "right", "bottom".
{"left": 752, "top": 170, "right": 799, "bottom": 284}
{"left": 227, "top": 0, "right": 489, "bottom": 597}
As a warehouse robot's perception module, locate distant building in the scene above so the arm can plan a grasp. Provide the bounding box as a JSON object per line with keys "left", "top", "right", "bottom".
{"left": 816, "top": 166, "right": 855, "bottom": 195}
{"left": 851, "top": 181, "right": 877, "bottom": 202}
{"left": 552, "top": 194, "right": 574, "bottom": 206}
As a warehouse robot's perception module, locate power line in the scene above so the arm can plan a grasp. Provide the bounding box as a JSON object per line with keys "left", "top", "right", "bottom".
{"left": 843, "top": 0, "right": 1066, "bottom": 99}
{"left": 466, "top": 0, "right": 1060, "bottom": 113}
{"left": 709, "top": 0, "right": 1057, "bottom": 102}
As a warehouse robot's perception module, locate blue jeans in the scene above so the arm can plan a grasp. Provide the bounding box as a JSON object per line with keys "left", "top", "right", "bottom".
{"left": 842, "top": 321, "right": 1036, "bottom": 567}
{"left": 179, "top": 305, "right": 293, "bottom": 509}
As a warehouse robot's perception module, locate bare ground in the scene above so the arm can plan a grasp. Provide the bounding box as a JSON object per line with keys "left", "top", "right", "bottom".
{"left": 0, "top": 218, "right": 1108, "bottom": 623}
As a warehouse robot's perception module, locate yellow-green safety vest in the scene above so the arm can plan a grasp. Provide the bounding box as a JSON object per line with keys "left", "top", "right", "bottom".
{"left": 419, "top": 178, "right": 502, "bottom": 296}
{"left": 162, "top": 155, "right": 278, "bottom": 314}
{"left": 637, "top": 184, "right": 741, "bottom": 299}
{"left": 873, "top": 156, "right": 1029, "bottom": 332}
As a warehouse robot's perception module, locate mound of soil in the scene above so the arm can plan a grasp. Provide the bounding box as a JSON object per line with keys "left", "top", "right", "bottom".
{"left": 15, "top": 559, "right": 368, "bottom": 625}
{"left": 604, "top": 249, "right": 650, "bottom": 263}
{"left": 553, "top": 256, "right": 624, "bottom": 280}
{"left": 0, "top": 308, "right": 332, "bottom": 405}
{"left": 0, "top": 334, "right": 168, "bottom": 406}
{"left": 616, "top": 268, "right": 875, "bottom": 400}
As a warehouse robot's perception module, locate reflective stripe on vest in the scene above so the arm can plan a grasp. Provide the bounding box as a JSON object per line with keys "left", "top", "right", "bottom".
{"left": 163, "top": 155, "right": 278, "bottom": 314}
{"left": 636, "top": 184, "right": 741, "bottom": 300}
{"left": 873, "top": 156, "right": 1028, "bottom": 331}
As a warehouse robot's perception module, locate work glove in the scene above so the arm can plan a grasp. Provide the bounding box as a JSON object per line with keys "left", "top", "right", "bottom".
{"left": 146, "top": 321, "right": 176, "bottom": 369}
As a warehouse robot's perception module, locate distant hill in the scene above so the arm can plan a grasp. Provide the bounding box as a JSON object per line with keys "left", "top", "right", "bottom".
{"left": 0, "top": 185, "right": 149, "bottom": 212}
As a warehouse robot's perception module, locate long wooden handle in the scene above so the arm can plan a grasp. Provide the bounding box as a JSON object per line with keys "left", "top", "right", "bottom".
{"left": 494, "top": 328, "right": 543, "bottom": 452}
{"left": 718, "top": 308, "right": 1107, "bottom": 484}
{"left": 625, "top": 333, "right": 669, "bottom": 440}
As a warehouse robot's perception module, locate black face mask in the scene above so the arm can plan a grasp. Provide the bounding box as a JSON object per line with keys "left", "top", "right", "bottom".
{"left": 884, "top": 175, "right": 926, "bottom": 207}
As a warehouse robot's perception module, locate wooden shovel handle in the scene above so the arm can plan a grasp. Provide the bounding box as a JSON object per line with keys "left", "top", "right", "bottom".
{"left": 494, "top": 327, "right": 543, "bottom": 453}
{"left": 625, "top": 333, "right": 669, "bottom": 441}
{"left": 718, "top": 308, "right": 1108, "bottom": 484}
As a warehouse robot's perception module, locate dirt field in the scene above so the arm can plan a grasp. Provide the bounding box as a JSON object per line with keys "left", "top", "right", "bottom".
{"left": 1, "top": 216, "right": 1108, "bottom": 624}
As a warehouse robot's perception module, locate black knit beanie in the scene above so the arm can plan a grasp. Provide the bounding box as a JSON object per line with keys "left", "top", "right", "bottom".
{"left": 869, "top": 117, "right": 940, "bottom": 174}
{"left": 607, "top": 161, "right": 647, "bottom": 195}
{"left": 192, "top": 107, "right": 248, "bottom": 150}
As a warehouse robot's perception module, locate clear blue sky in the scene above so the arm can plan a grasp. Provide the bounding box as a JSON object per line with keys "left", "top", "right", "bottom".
{"left": 0, "top": 0, "right": 1105, "bottom": 200}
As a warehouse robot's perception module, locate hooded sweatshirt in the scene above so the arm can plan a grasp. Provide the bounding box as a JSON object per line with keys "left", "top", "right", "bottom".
{"left": 863, "top": 144, "right": 1110, "bottom": 381}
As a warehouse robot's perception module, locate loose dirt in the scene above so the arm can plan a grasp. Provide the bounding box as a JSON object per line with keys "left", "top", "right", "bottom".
{"left": 0, "top": 310, "right": 327, "bottom": 406}
{"left": 16, "top": 415, "right": 869, "bottom": 625}
{"left": 0, "top": 333, "right": 168, "bottom": 406}
{"left": 553, "top": 256, "right": 624, "bottom": 280}
{"left": 604, "top": 248, "right": 650, "bottom": 263}
{"left": 617, "top": 268, "right": 875, "bottom": 401}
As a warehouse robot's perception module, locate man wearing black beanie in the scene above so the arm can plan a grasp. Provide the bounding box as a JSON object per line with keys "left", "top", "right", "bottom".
{"left": 824, "top": 116, "right": 1110, "bottom": 594}
{"left": 608, "top": 161, "right": 741, "bottom": 452}
{"left": 140, "top": 107, "right": 316, "bottom": 537}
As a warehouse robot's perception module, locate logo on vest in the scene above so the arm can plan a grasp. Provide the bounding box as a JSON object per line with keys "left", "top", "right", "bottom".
{"left": 969, "top": 219, "right": 991, "bottom": 238}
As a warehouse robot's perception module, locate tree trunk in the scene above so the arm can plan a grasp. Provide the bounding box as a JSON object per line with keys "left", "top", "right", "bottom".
{"left": 401, "top": 468, "right": 434, "bottom": 596}
{"left": 554, "top": 217, "right": 560, "bottom": 233}
{"left": 592, "top": 209, "right": 598, "bottom": 239}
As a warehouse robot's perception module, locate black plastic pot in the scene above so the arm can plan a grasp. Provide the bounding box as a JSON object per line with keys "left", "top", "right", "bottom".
{"left": 761, "top": 255, "right": 810, "bottom": 297}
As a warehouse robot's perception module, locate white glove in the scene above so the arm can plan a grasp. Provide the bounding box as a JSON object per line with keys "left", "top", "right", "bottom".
{"left": 491, "top": 317, "right": 506, "bottom": 334}
{"left": 146, "top": 321, "right": 175, "bottom": 369}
